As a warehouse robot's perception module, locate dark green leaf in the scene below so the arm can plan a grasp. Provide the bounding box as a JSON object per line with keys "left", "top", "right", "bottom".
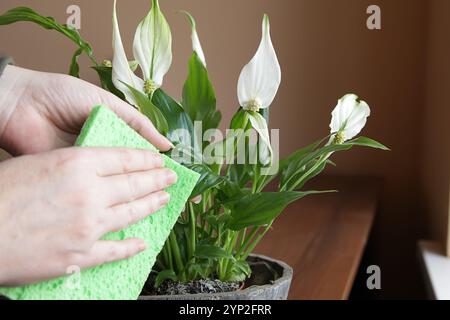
{"left": 226, "top": 190, "right": 333, "bottom": 230}
{"left": 217, "top": 179, "right": 251, "bottom": 202}
{"left": 182, "top": 52, "right": 221, "bottom": 131}
{"left": 279, "top": 136, "right": 388, "bottom": 191}
{"left": 279, "top": 137, "right": 328, "bottom": 172}
{"left": 285, "top": 158, "right": 328, "bottom": 191}
{"left": 195, "top": 244, "right": 232, "bottom": 259}
{"left": 92, "top": 66, "right": 125, "bottom": 99}
{"left": 154, "top": 269, "right": 177, "bottom": 288}
{"left": 229, "top": 164, "right": 253, "bottom": 188}
{"left": 280, "top": 142, "right": 353, "bottom": 190}
{"left": 203, "top": 214, "right": 231, "bottom": 227}
{"left": 259, "top": 107, "right": 270, "bottom": 125}
{"left": 230, "top": 109, "right": 249, "bottom": 130}
{"left": 69, "top": 48, "right": 83, "bottom": 78}
{"left": 225, "top": 109, "right": 254, "bottom": 185}
{"left": 347, "top": 136, "right": 390, "bottom": 150}
{"left": 185, "top": 164, "right": 224, "bottom": 197}
{"left": 152, "top": 89, "right": 195, "bottom": 148}
{"left": 121, "top": 82, "right": 169, "bottom": 136}
{"left": 0, "top": 7, "right": 96, "bottom": 66}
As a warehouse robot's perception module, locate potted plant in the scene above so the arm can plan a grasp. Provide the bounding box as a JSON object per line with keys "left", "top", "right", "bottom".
{"left": 0, "top": 0, "right": 388, "bottom": 300}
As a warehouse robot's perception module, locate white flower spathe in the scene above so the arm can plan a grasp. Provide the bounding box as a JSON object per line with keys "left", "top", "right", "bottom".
{"left": 133, "top": 0, "right": 172, "bottom": 89}
{"left": 329, "top": 94, "right": 371, "bottom": 143}
{"left": 112, "top": 0, "right": 172, "bottom": 106}
{"left": 112, "top": 0, "right": 144, "bottom": 105}
{"left": 237, "top": 14, "right": 281, "bottom": 111}
{"left": 182, "top": 11, "right": 206, "bottom": 67}
{"left": 248, "top": 111, "right": 272, "bottom": 166}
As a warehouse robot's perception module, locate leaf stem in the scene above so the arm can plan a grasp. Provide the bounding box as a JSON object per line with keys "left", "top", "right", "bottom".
{"left": 236, "top": 227, "right": 259, "bottom": 258}
{"left": 169, "top": 231, "right": 186, "bottom": 281}
{"left": 241, "top": 221, "right": 274, "bottom": 260}
{"left": 189, "top": 202, "right": 196, "bottom": 261}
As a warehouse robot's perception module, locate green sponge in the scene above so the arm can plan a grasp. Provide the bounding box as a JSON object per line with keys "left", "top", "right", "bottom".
{"left": 0, "top": 105, "right": 200, "bottom": 300}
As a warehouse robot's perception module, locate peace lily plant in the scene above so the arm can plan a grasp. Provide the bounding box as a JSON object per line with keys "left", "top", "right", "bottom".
{"left": 0, "top": 1, "right": 387, "bottom": 288}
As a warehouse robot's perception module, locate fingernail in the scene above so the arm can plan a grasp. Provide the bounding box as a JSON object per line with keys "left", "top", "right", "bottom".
{"left": 165, "top": 170, "right": 178, "bottom": 185}
{"left": 159, "top": 192, "right": 170, "bottom": 206}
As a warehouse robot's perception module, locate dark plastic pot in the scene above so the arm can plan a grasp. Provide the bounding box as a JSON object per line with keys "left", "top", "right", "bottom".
{"left": 139, "top": 254, "right": 293, "bottom": 300}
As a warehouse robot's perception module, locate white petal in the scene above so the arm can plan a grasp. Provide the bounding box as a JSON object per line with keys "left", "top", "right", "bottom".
{"left": 182, "top": 11, "right": 206, "bottom": 67}
{"left": 329, "top": 94, "right": 371, "bottom": 141}
{"left": 112, "top": 0, "right": 144, "bottom": 105}
{"left": 248, "top": 112, "right": 273, "bottom": 165}
{"left": 133, "top": 0, "right": 172, "bottom": 87}
{"left": 344, "top": 100, "right": 371, "bottom": 140}
{"left": 237, "top": 14, "right": 281, "bottom": 109}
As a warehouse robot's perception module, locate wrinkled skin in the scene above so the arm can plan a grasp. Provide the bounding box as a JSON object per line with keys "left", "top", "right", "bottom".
{"left": 0, "top": 66, "right": 176, "bottom": 286}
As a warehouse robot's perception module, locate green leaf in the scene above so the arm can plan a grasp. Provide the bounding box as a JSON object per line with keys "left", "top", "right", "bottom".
{"left": 288, "top": 158, "right": 328, "bottom": 191}
{"left": 225, "top": 109, "right": 254, "bottom": 186}
{"left": 229, "top": 164, "right": 253, "bottom": 188}
{"left": 187, "top": 262, "right": 212, "bottom": 279}
{"left": 259, "top": 107, "right": 270, "bottom": 125}
{"left": 217, "top": 179, "right": 251, "bottom": 202}
{"left": 225, "top": 260, "right": 252, "bottom": 282}
{"left": 154, "top": 269, "right": 177, "bottom": 288}
{"left": 195, "top": 244, "right": 232, "bottom": 259}
{"left": 279, "top": 136, "right": 328, "bottom": 173}
{"left": 230, "top": 109, "right": 250, "bottom": 130}
{"left": 182, "top": 52, "right": 221, "bottom": 131}
{"left": 0, "top": 7, "right": 96, "bottom": 66}
{"left": 347, "top": 136, "right": 390, "bottom": 150}
{"left": 234, "top": 260, "right": 251, "bottom": 276}
{"left": 152, "top": 89, "right": 195, "bottom": 147}
{"left": 226, "top": 190, "right": 333, "bottom": 230}
{"left": 279, "top": 136, "right": 388, "bottom": 191}
{"left": 92, "top": 66, "right": 125, "bottom": 99}
{"left": 203, "top": 214, "right": 231, "bottom": 227}
{"left": 69, "top": 48, "right": 83, "bottom": 78}
{"left": 121, "top": 82, "right": 169, "bottom": 136}
{"left": 280, "top": 142, "right": 353, "bottom": 190}
{"left": 185, "top": 164, "right": 224, "bottom": 197}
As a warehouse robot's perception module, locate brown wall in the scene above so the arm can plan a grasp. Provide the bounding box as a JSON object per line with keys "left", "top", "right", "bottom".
{"left": 0, "top": 0, "right": 437, "bottom": 298}
{"left": 421, "top": 0, "right": 450, "bottom": 256}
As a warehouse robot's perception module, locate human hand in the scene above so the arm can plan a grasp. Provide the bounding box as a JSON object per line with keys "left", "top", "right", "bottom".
{"left": 0, "top": 147, "right": 177, "bottom": 286}
{"left": 0, "top": 65, "right": 172, "bottom": 156}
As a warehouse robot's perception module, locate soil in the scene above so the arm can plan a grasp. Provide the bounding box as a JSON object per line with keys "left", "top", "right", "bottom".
{"left": 141, "top": 256, "right": 282, "bottom": 296}
{"left": 142, "top": 278, "right": 241, "bottom": 296}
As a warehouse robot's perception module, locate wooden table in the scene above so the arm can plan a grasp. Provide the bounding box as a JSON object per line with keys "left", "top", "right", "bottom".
{"left": 255, "top": 176, "right": 379, "bottom": 300}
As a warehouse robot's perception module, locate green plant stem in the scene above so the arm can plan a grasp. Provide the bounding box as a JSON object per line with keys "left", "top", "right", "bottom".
{"left": 223, "top": 231, "right": 240, "bottom": 279}
{"left": 221, "top": 231, "right": 238, "bottom": 277}
{"left": 252, "top": 164, "right": 260, "bottom": 194}
{"left": 218, "top": 230, "right": 229, "bottom": 280}
{"left": 189, "top": 202, "right": 196, "bottom": 260}
{"left": 169, "top": 231, "right": 186, "bottom": 281}
{"left": 164, "top": 239, "right": 174, "bottom": 271}
{"left": 281, "top": 153, "right": 330, "bottom": 192}
{"left": 239, "top": 228, "right": 247, "bottom": 248}
{"left": 236, "top": 227, "right": 259, "bottom": 258}
{"left": 241, "top": 221, "right": 274, "bottom": 260}
{"left": 200, "top": 191, "right": 209, "bottom": 238}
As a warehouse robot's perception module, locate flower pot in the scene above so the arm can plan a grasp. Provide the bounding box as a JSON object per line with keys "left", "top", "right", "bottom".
{"left": 139, "top": 254, "right": 293, "bottom": 300}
